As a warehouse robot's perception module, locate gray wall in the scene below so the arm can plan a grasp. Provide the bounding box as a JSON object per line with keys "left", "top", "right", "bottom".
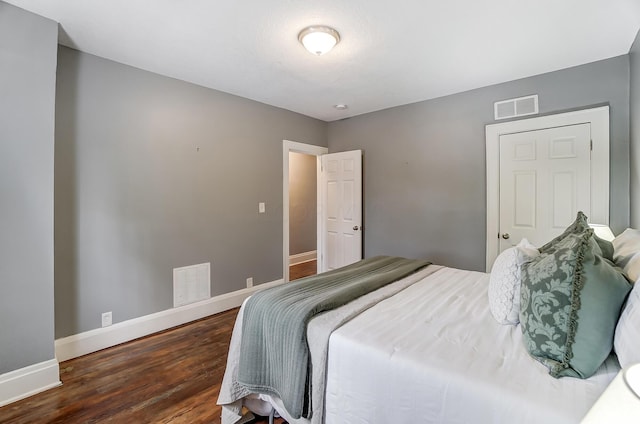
{"left": 328, "top": 56, "right": 630, "bottom": 271}
{"left": 631, "top": 30, "right": 640, "bottom": 228}
{"left": 289, "top": 152, "right": 317, "bottom": 255}
{"left": 0, "top": 3, "right": 57, "bottom": 373}
{"left": 55, "top": 47, "right": 327, "bottom": 337}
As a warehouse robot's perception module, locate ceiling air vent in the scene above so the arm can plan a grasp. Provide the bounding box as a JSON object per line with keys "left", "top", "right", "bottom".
{"left": 494, "top": 95, "right": 539, "bottom": 120}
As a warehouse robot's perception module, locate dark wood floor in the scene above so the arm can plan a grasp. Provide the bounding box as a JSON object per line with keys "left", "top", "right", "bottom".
{"left": 0, "top": 266, "right": 319, "bottom": 424}
{"left": 289, "top": 260, "right": 316, "bottom": 281}
{"left": 0, "top": 308, "right": 285, "bottom": 424}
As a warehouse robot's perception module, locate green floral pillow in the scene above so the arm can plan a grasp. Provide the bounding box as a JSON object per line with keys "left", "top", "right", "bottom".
{"left": 520, "top": 229, "right": 631, "bottom": 378}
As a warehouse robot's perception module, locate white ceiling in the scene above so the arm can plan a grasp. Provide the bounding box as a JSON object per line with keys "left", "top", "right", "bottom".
{"left": 6, "top": 0, "right": 640, "bottom": 121}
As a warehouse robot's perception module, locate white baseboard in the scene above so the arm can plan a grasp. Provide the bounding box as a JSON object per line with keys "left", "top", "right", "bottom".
{"left": 55, "top": 278, "right": 284, "bottom": 362}
{"left": 289, "top": 250, "right": 317, "bottom": 266}
{"left": 0, "top": 359, "right": 61, "bottom": 408}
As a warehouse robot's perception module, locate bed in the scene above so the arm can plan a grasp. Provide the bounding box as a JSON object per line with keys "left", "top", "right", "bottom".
{"left": 218, "top": 214, "right": 640, "bottom": 424}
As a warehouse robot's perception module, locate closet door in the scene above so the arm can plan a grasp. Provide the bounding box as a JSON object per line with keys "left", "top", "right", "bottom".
{"left": 498, "top": 123, "right": 591, "bottom": 252}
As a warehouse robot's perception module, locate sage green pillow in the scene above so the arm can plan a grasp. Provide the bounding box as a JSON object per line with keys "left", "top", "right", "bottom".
{"left": 520, "top": 230, "right": 631, "bottom": 378}
{"left": 595, "top": 236, "right": 615, "bottom": 262}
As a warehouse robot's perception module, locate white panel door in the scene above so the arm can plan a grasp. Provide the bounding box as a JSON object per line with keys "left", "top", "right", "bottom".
{"left": 320, "top": 150, "right": 362, "bottom": 272}
{"left": 498, "top": 123, "right": 591, "bottom": 252}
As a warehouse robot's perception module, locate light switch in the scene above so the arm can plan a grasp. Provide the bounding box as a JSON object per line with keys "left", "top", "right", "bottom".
{"left": 259, "top": 202, "right": 265, "bottom": 213}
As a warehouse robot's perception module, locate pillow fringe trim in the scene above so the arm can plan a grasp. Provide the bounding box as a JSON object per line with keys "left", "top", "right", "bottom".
{"left": 549, "top": 228, "right": 593, "bottom": 377}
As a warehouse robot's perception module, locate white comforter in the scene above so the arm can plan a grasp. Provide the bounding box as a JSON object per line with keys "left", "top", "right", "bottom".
{"left": 324, "top": 266, "right": 619, "bottom": 423}
{"left": 219, "top": 265, "right": 619, "bottom": 424}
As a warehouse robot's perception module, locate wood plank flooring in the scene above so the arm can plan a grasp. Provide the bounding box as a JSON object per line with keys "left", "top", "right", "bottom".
{"left": 0, "top": 264, "right": 320, "bottom": 424}
{"left": 289, "top": 260, "right": 316, "bottom": 281}
{"left": 0, "top": 308, "right": 285, "bottom": 424}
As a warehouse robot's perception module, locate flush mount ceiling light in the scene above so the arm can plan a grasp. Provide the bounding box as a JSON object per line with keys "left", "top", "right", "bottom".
{"left": 298, "top": 25, "right": 340, "bottom": 56}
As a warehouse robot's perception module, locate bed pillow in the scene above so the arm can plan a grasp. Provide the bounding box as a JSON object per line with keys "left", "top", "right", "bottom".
{"left": 593, "top": 234, "right": 615, "bottom": 262}
{"left": 488, "top": 239, "right": 539, "bottom": 325}
{"left": 614, "top": 281, "right": 640, "bottom": 368}
{"left": 612, "top": 228, "right": 640, "bottom": 283}
{"left": 520, "top": 230, "right": 631, "bottom": 379}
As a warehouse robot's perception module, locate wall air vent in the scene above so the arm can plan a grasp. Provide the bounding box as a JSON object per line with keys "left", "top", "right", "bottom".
{"left": 173, "top": 262, "right": 211, "bottom": 307}
{"left": 494, "top": 95, "right": 539, "bottom": 120}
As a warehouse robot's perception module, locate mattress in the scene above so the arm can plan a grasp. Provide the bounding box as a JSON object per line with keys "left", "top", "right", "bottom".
{"left": 323, "top": 266, "right": 620, "bottom": 424}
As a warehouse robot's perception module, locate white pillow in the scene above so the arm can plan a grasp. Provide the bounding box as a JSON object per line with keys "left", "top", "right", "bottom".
{"left": 614, "top": 281, "right": 639, "bottom": 368}
{"left": 612, "top": 228, "right": 640, "bottom": 283}
{"left": 488, "top": 238, "right": 539, "bottom": 325}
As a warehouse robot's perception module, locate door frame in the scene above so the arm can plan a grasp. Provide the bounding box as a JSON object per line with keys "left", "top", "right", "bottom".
{"left": 283, "top": 140, "right": 328, "bottom": 283}
{"left": 485, "top": 106, "right": 609, "bottom": 271}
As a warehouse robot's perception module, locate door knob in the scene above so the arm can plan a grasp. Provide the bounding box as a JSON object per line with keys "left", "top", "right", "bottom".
{"left": 353, "top": 226, "right": 360, "bottom": 231}
{"left": 501, "top": 233, "right": 510, "bottom": 240}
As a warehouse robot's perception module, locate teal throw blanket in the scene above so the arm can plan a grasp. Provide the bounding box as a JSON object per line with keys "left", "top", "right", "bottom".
{"left": 237, "top": 256, "right": 431, "bottom": 419}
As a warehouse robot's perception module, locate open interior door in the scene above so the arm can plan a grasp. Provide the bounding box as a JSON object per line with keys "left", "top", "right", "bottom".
{"left": 319, "top": 150, "right": 363, "bottom": 272}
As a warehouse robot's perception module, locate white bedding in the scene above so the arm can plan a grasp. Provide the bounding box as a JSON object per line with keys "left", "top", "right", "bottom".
{"left": 218, "top": 265, "right": 443, "bottom": 424}
{"left": 219, "top": 265, "right": 619, "bottom": 424}
{"left": 324, "top": 266, "right": 620, "bottom": 423}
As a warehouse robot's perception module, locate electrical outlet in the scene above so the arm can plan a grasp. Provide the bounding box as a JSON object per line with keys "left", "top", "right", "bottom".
{"left": 101, "top": 311, "right": 112, "bottom": 327}
{"left": 258, "top": 202, "right": 265, "bottom": 213}
{"left": 246, "top": 277, "right": 253, "bottom": 288}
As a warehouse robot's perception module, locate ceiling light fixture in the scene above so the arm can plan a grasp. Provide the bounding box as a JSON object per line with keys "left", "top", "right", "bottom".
{"left": 334, "top": 104, "right": 348, "bottom": 110}
{"left": 298, "top": 26, "right": 340, "bottom": 56}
